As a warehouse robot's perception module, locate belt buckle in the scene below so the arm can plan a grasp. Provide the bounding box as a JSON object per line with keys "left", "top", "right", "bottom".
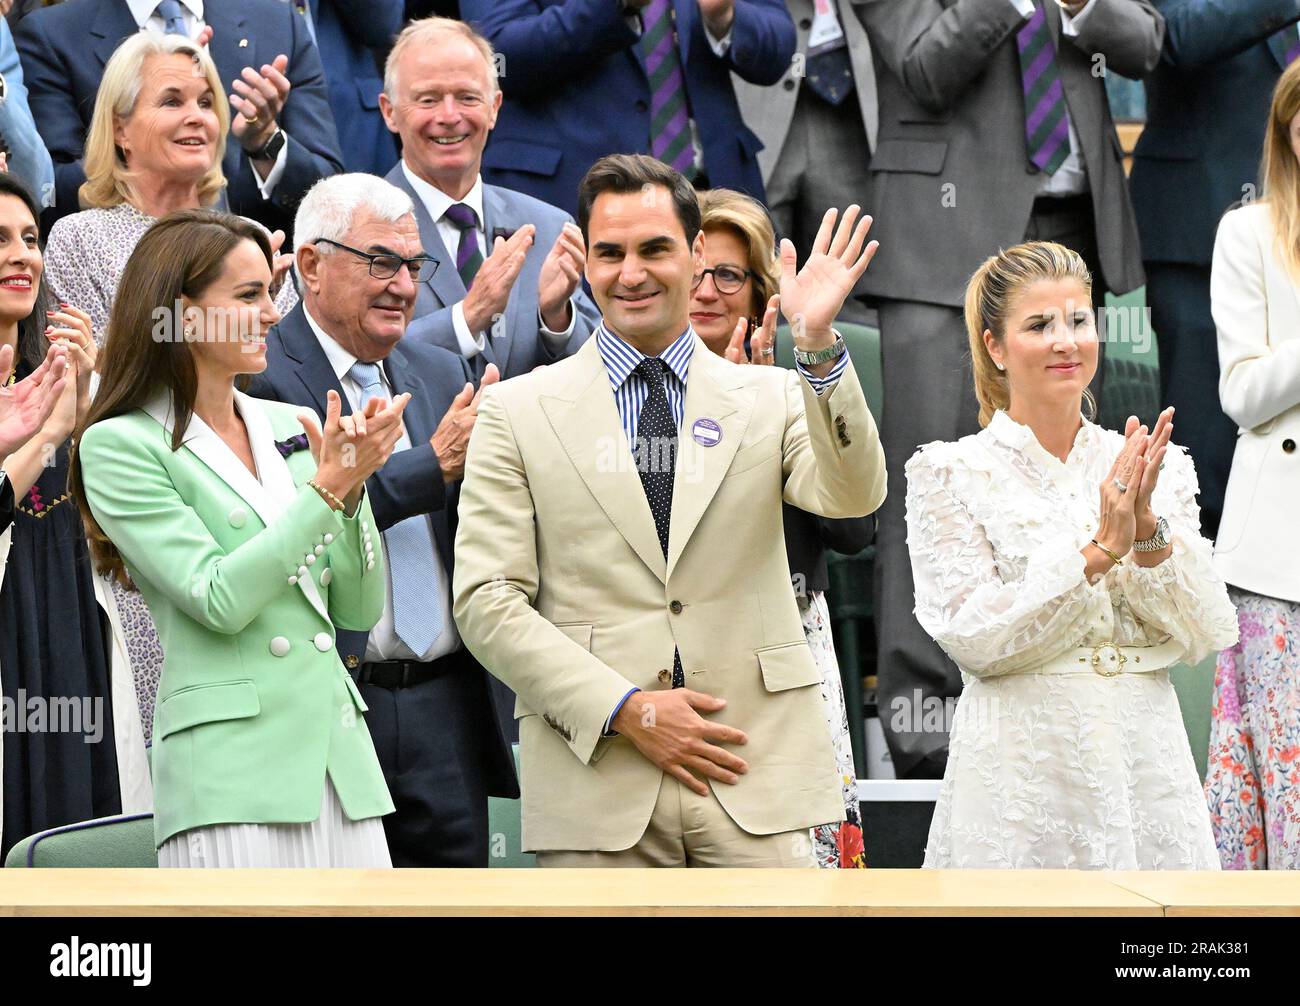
{"left": 1090, "top": 642, "right": 1126, "bottom": 677}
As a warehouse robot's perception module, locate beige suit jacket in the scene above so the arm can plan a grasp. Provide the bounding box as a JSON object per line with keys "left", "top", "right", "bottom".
{"left": 452, "top": 334, "right": 886, "bottom": 852}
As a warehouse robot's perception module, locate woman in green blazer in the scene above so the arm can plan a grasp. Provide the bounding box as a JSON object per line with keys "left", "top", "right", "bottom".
{"left": 71, "top": 210, "right": 410, "bottom": 867}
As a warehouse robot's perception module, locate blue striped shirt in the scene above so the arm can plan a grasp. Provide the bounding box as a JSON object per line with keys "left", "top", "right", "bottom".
{"left": 596, "top": 322, "right": 694, "bottom": 451}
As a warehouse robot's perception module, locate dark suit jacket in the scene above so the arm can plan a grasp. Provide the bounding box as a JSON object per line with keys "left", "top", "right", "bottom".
{"left": 462, "top": 0, "right": 796, "bottom": 217}
{"left": 853, "top": 0, "right": 1163, "bottom": 305}
{"left": 1130, "top": 0, "right": 1299, "bottom": 267}
{"left": 245, "top": 303, "right": 518, "bottom": 798}
{"left": 15, "top": 0, "right": 345, "bottom": 235}
{"left": 783, "top": 505, "right": 875, "bottom": 598}
{"left": 386, "top": 162, "right": 601, "bottom": 380}
{"left": 309, "top": 0, "right": 401, "bottom": 177}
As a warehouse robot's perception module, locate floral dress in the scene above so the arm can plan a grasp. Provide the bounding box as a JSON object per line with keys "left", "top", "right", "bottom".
{"left": 905, "top": 410, "right": 1238, "bottom": 869}
{"left": 1205, "top": 589, "right": 1300, "bottom": 869}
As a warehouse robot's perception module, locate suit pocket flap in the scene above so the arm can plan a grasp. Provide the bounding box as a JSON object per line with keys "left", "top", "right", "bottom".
{"left": 354, "top": 78, "right": 382, "bottom": 111}
{"left": 157, "top": 680, "right": 260, "bottom": 740}
{"left": 482, "top": 138, "right": 563, "bottom": 177}
{"left": 871, "top": 139, "right": 948, "bottom": 175}
{"left": 515, "top": 622, "right": 594, "bottom": 718}
{"left": 757, "top": 642, "right": 821, "bottom": 692}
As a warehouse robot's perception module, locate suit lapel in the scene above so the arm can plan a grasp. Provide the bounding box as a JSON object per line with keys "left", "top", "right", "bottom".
{"left": 236, "top": 391, "right": 330, "bottom": 623}
{"left": 1268, "top": 28, "right": 1293, "bottom": 71}
{"left": 673, "top": 0, "right": 695, "bottom": 64}
{"left": 89, "top": 2, "right": 139, "bottom": 68}
{"left": 481, "top": 184, "right": 518, "bottom": 374}
{"left": 204, "top": 5, "right": 250, "bottom": 182}
{"left": 274, "top": 306, "right": 350, "bottom": 418}
{"left": 539, "top": 338, "right": 667, "bottom": 583}
{"left": 665, "top": 341, "right": 753, "bottom": 578}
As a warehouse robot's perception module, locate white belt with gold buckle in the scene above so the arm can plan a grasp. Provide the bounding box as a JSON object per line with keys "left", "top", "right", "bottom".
{"left": 1023, "top": 638, "right": 1185, "bottom": 678}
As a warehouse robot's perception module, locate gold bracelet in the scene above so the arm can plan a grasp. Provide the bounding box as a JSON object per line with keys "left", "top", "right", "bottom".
{"left": 1090, "top": 539, "right": 1124, "bottom": 566}
{"left": 308, "top": 479, "right": 346, "bottom": 513}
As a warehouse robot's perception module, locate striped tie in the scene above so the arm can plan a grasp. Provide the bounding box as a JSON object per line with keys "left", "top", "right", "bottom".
{"left": 442, "top": 202, "right": 484, "bottom": 289}
{"left": 154, "top": 0, "right": 189, "bottom": 37}
{"left": 347, "top": 362, "right": 444, "bottom": 657}
{"left": 1016, "top": 2, "right": 1071, "bottom": 176}
{"left": 639, "top": 0, "right": 697, "bottom": 178}
{"left": 1287, "top": 25, "right": 1300, "bottom": 64}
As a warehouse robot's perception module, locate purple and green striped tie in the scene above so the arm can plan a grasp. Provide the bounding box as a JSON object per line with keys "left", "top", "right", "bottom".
{"left": 1286, "top": 25, "right": 1300, "bottom": 64}
{"left": 443, "top": 202, "right": 483, "bottom": 289}
{"left": 1017, "top": 2, "right": 1071, "bottom": 176}
{"left": 639, "top": 0, "right": 697, "bottom": 178}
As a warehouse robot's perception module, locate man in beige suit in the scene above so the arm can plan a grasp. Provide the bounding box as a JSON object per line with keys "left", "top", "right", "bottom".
{"left": 453, "top": 153, "right": 886, "bottom": 867}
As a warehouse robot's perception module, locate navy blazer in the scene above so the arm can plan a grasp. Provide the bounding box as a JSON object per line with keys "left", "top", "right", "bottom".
{"left": 1131, "top": 0, "right": 1300, "bottom": 267}
{"left": 308, "top": 0, "right": 401, "bottom": 177}
{"left": 15, "top": 0, "right": 345, "bottom": 235}
{"left": 462, "top": 0, "right": 795, "bottom": 217}
{"left": 245, "top": 303, "right": 519, "bottom": 797}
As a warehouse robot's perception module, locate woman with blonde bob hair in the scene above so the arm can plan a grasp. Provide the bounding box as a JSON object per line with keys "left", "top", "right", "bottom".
{"left": 1204, "top": 59, "right": 1300, "bottom": 870}
{"left": 906, "top": 239, "right": 1237, "bottom": 869}
{"left": 688, "top": 188, "right": 874, "bottom": 869}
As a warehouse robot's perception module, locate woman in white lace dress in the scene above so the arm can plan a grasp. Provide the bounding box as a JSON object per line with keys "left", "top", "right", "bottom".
{"left": 906, "top": 241, "right": 1239, "bottom": 869}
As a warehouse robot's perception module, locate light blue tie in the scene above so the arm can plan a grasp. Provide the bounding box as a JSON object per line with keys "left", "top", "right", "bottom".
{"left": 347, "top": 362, "right": 444, "bottom": 656}
{"left": 154, "top": 0, "right": 189, "bottom": 37}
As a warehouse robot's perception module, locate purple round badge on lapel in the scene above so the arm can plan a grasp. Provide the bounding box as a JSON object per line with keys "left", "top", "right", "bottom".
{"left": 691, "top": 418, "right": 723, "bottom": 447}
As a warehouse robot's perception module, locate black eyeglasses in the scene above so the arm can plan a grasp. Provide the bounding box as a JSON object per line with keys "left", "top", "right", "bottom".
{"left": 692, "top": 265, "right": 752, "bottom": 295}
{"left": 313, "top": 238, "right": 440, "bottom": 281}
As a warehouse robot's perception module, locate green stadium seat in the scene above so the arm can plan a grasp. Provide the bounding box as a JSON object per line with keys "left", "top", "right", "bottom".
{"left": 4, "top": 813, "right": 157, "bottom": 868}
{"left": 487, "top": 744, "right": 534, "bottom": 867}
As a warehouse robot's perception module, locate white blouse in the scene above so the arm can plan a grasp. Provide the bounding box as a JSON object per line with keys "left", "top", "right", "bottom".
{"left": 905, "top": 410, "right": 1238, "bottom": 869}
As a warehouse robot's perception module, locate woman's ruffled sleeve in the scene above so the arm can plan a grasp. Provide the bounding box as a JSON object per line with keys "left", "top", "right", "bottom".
{"left": 1116, "top": 443, "right": 1239, "bottom": 663}
{"left": 905, "top": 446, "right": 1111, "bottom": 677}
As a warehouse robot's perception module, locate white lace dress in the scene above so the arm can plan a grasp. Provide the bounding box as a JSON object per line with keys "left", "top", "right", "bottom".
{"left": 905, "top": 410, "right": 1239, "bottom": 869}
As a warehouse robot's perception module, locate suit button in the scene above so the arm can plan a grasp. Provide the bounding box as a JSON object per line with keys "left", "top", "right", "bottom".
{"left": 669, "top": 600, "right": 683, "bottom": 614}
{"left": 320, "top": 568, "right": 332, "bottom": 587}
{"left": 783, "top": 78, "right": 795, "bottom": 91}
{"left": 314, "top": 632, "right": 332, "bottom": 652}
{"left": 657, "top": 669, "right": 671, "bottom": 684}
{"left": 635, "top": 98, "right": 648, "bottom": 111}
{"left": 345, "top": 654, "right": 360, "bottom": 669}
{"left": 323, "top": 533, "right": 334, "bottom": 544}
{"left": 269, "top": 636, "right": 291, "bottom": 657}
{"left": 305, "top": 554, "right": 316, "bottom": 565}
{"left": 1026, "top": 163, "right": 1039, "bottom": 174}
{"left": 228, "top": 506, "right": 247, "bottom": 528}
{"left": 800, "top": 17, "right": 811, "bottom": 29}
{"left": 297, "top": 565, "right": 308, "bottom": 577}
{"left": 1284, "top": 439, "right": 1296, "bottom": 453}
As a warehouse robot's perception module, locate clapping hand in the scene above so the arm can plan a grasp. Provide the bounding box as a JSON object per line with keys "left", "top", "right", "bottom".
{"left": 231, "top": 54, "right": 291, "bottom": 156}
{"left": 0, "top": 343, "right": 68, "bottom": 458}
{"left": 431, "top": 363, "right": 500, "bottom": 484}
{"left": 45, "top": 303, "right": 95, "bottom": 427}
{"left": 778, "top": 206, "right": 877, "bottom": 362}
{"left": 1093, "top": 419, "right": 1149, "bottom": 560}
{"left": 1128, "top": 406, "right": 1174, "bottom": 538}
{"left": 299, "top": 389, "right": 411, "bottom": 512}
{"left": 723, "top": 294, "right": 779, "bottom": 365}
{"left": 538, "top": 223, "right": 585, "bottom": 332}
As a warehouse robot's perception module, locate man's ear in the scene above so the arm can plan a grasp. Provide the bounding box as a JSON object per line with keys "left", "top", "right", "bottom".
{"left": 297, "top": 244, "right": 324, "bottom": 295}
{"left": 378, "top": 91, "right": 398, "bottom": 135}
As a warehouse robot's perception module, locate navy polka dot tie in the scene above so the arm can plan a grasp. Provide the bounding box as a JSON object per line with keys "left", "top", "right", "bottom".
{"left": 633, "top": 357, "right": 683, "bottom": 687}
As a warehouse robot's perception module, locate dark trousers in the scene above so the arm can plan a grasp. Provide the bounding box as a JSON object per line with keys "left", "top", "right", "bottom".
{"left": 874, "top": 193, "right": 1107, "bottom": 778}
{"left": 1147, "top": 261, "right": 1236, "bottom": 541}
{"left": 359, "top": 656, "right": 491, "bottom": 867}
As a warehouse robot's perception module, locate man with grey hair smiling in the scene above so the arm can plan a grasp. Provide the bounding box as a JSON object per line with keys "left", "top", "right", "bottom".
{"left": 380, "top": 16, "right": 599, "bottom": 380}
{"left": 248, "top": 172, "right": 519, "bottom": 867}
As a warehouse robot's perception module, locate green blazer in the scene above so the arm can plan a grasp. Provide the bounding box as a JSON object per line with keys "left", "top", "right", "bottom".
{"left": 79, "top": 390, "right": 395, "bottom": 848}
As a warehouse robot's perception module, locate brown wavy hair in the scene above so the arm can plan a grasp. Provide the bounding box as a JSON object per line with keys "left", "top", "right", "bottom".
{"left": 69, "top": 209, "right": 272, "bottom": 587}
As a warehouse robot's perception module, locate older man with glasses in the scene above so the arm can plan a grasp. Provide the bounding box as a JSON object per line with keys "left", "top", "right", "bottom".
{"left": 247, "top": 172, "right": 520, "bottom": 868}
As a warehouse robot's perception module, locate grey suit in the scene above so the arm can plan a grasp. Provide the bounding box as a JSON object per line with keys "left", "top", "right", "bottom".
{"left": 385, "top": 163, "right": 600, "bottom": 381}
{"left": 851, "top": 0, "right": 1163, "bottom": 778}
{"left": 734, "top": 1, "right": 877, "bottom": 307}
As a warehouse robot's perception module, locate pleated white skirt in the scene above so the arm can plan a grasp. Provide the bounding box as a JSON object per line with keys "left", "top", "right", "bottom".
{"left": 158, "top": 778, "right": 392, "bottom": 868}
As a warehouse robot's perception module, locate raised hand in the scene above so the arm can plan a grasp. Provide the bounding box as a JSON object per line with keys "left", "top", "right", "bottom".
{"left": 612, "top": 688, "right": 749, "bottom": 796}
{"left": 1093, "top": 420, "right": 1148, "bottom": 561}
{"left": 45, "top": 303, "right": 95, "bottom": 426}
{"left": 300, "top": 389, "right": 411, "bottom": 511}
{"left": 538, "top": 222, "right": 585, "bottom": 331}
{"left": 0, "top": 343, "right": 68, "bottom": 457}
{"left": 779, "top": 205, "right": 877, "bottom": 344}
{"left": 230, "top": 54, "right": 291, "bottom": 156}
{"left": 722, "top": 294, "right": 779, "bottom": 366}
{"left": 431, "top": 363, "right": 499, "bottom": 484}
{"left": 268, "top": 229, "right": 294, "bottom": 296}
{"left": 1131, "top": 407, "right": 1174, "bottom": 536}
{"left": 463, "top": 227, "right": 535, "bottom": 335}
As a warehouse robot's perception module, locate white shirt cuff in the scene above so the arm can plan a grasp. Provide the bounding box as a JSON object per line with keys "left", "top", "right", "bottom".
{"left": 1007, "top": 0, "right": 1036, "bottom": 16}
{"left": 538, "top": 300, "right": 577, "bottom": 350}
{"left": 453, "top": 301, "right": 487, "bottom": 359}
{"left": 252, "top": 137, "right": 289, "bottom": 200}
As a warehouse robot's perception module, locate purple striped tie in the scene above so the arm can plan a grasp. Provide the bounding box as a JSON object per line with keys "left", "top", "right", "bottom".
{"left": 1287, "top": 25, "right": 1300, "bottom": 64}
{"left": 639, "top": 0, "right": 697, "bottom": 178}
{"left": 1016, "top": 2, "right": 1071, "bottom": 176}
{"left": 443, "top": 202, "right": 483, "bottom": 289}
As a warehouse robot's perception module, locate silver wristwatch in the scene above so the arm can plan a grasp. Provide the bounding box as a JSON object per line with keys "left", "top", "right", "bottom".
{"left": 793, "top": 332, "right": 846, "bottom": 366}
{"left": 1133, "top": 515, "right": 1170, "bottom": 552}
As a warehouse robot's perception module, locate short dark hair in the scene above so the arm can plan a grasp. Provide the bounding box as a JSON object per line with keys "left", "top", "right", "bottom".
{"left": 576, "top": 154, "right": 701, "bottom": 247}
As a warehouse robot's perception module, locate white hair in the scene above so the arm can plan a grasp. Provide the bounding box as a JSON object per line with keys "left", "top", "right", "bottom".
{"left": 383, "top": 16, "right": 498, "bottom": 98}
{"left": 293, "top": 173, "right": 415, "bottom": 253}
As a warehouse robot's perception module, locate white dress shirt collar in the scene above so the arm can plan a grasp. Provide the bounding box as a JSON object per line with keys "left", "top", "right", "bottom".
{"left": 401, "top": 162, "right": 486, "bottom": 231}
{"left": 127, "top": 0, "right": 204, "bottom": 29}
{"left": 302, "top": 304, "right": 393, "bottom": 392}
